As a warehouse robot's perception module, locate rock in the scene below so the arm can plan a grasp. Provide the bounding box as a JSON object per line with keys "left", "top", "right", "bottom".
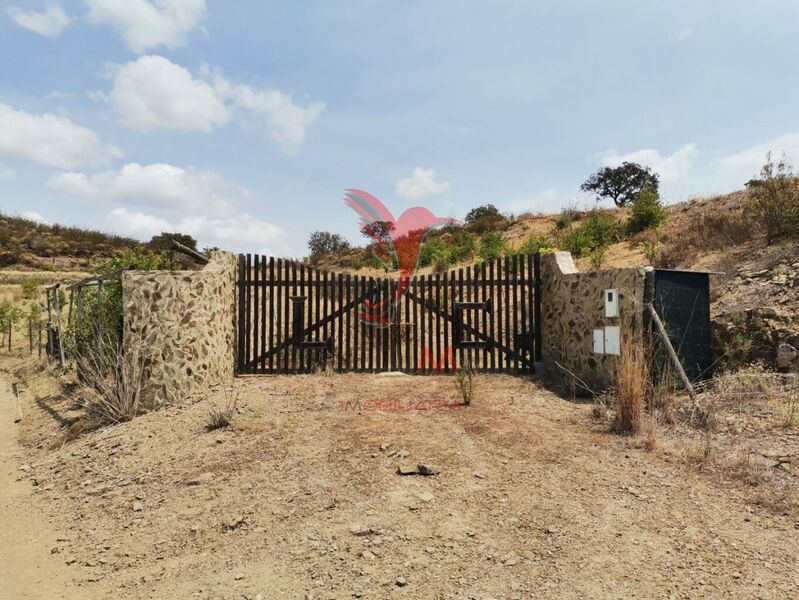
{"left": 415, "top": 491, "right": 434, "bottom": 503}
{"left": 349, "top": 523, "right": 376, "bottom": 536}
{"left": 186, "top": 472, "right": 214, "bottom": 486}
{"left": 777, "top": 343, "right": 797, "bottom": 369}
{"left": 234, "top": 573, "right": 245, "bottom": 580}
{"left": 395, "top": 576, "right": 408, "bottom": 587}
{"left": 417, "top": 464, "right": 440, "bottom": 476}
{"left": 132, "top": 501, "right": 144, "bottom": 512}
{"left": 502, "top": 554, "right": 521, "bottom": 566}
{"left": 389, "top": 449, "right": 410, "bottom": 458}
{"left": 397, "top": 464, "right": 418, "bottom": 476}
{"left": 18, "top": 464, "right": 31, "bottom": 472}
{"left": 223, "top": 515, "right": 245, "bottom": 530}
{"left": 360, "top": 550, "right": 376, "bottom": 560}
{"left": 379, "top": 443, "right": 390, "bottom": 452}
{"left": 474, "top": 472, "right": 486, "bottom": 479}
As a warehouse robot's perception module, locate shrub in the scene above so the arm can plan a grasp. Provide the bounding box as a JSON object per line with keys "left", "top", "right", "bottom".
{"left": 560, "top": 210, "right": 619, "bottom": 258}
{"left": 627, "top": 186, "right": 667, "bottom": 234}
{"left": 148, "top": 232, "right": 198, "bottom": 252}
{"left": 478, "top": 231, "right": 506, "bottom": 262}
{"left": 745, "top": 153, "right": 799, "bottom": 244}
{"left": 307, "top": 231, "right": 350, "bottom": 263}
{"left": 449, "top": 231, "right": 477, "bottom": 262}
{"left": 464, "top": 204, "right": 507, "bottom": 233}
{"left": 555, "top": 213, "right": 573, "bottom": 230}
{"left": 21, "top": 279, "right": 39, "bottom": 299}
{"left": 518, "top": 234, "right": 555, "bottom": 255}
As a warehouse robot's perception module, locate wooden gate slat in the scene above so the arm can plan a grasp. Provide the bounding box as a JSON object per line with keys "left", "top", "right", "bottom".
{"left": 534, "top": 252, "right": 542, "bottom": 365}
{"left": 512, "top": 254, "right": 519, "bottom": 372}
{"left": 337, "top": 272, "right": 344, "bottom": 372}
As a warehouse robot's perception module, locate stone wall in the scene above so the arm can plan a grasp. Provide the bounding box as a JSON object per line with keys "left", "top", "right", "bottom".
{"left": 122, "top": 251, "right": 238, "bottom": 406}
{"left": 540, "top": 252, "right": 647, "bottom": 391}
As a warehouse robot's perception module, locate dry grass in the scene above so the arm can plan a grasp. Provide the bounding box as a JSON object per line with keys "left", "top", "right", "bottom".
{"left": 455, "top": 361, "right": 476, "bottom": 405}
{"left": 612, "top": 336, "right": 649, "bottom": 434}
{"left": 205, "top": 382, "right": 241, "bottom": 431}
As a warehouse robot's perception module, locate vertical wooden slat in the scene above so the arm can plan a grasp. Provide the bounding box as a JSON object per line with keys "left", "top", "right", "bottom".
{"left": 504, "top": 256, "right": 511, "bottom": 371}
{"left": 237, "top": 255, "right": 245, "bottom": 374}
{"left": 511, "top": 255, "right": 518, "bottom": 371}
{"left": 404, "top": 278, "right": 411, "bottom": 372}
{"left": 282, "top": 259, "right": 290, "bottom": 374}
{"left": 274, "top": 259, "right": 282, "bottom": 374}
{"left": 313, "top": 267, "right": 321, "bottom": 369}
{"left": 412, "top": 277, "right": 419, "bottom": 372}
{"left": 374, "top": 281, "right": 382, "bottom": 371}
{"left": 290, "top": 261, "right": 298, "bottom": 372}
{"left": 260, "top": 256, "right": 267, "bottom": 372}
{"left": 443, "top": 272, "right": 450, "bottom": 373}
{"left": 354, "top": 275, "right": 361, "bottom": 371}
{"left": 268, "top": 257, "right": 275, "bottom": 373}
{"left": 368, "top": 278, "right": 375, "bottom": 372}
{"left": 455, "top": 269, "right": 466, "bottom": 369}
{"left": 337, "top": 273, "right": 344, "bottom": 371}
{"left": 481, "top": 261, "right": 489, "bottom": 371}
{"left": 426, "top": 276, "right": 433, "bottom": 373}
{"left": 493, "top": 259, "right": 500, "bottom": 373}
{"left": 534, "top": 252, "right": 542, "bottom": 365}
{"left": 245, "top": 254, "right": 252, "bottom": 370}
{"left": 465, "top": 265, "right": 472, "bottom": 369}
{"left": 519, "top": 254, "right": 528, "bottom": 372}
{"left": 346, "top": 274, "right": 352, "bottom": 372}
{"left": 253, "top": 255, "right": 260, "bottom": 374}
{"left": 297, "top": 262, "right": 304, "bottom": 372}
{"left": 361, "top": 275, "right": 368, "bottom": 372}
{"left": 435, "top": 273, "right": 441, "bottom": 374}
{"left": 389, "top": 280, "right": 396, "bottom": 371}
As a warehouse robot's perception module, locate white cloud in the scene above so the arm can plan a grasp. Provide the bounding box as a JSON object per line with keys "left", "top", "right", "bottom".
{"left": 0, "top": 103, "right": 122, "bottom": 169}
{"left": 0, "top": 165, "right": 16, "bottom": 181}
{"left": 222, "top": 82, "right": 325, "bottom": 155}
{"left": 22, "top": 211, "right": 50, "bottom": 225}
{"left": 675, "top": 28, "right": 692, "bottom": 42}
{"left": 507, "top": 188, "right": 559, "bottom": 214}
{"left": 596, "top": 143, "right": 698, "bottom": 183}
{"left": 106, "top": 55, "right": 230, "bottom": 133}
{"left": 6, "top": 3, "right": 72, "bottom": 37}
{"left": 48, "top": 162, "right": 243, "bottom": 213}
{"left": 85, "top": 0, "right": 206, "bottom": 53}
{"left": 717, "top": 132, "right": 799, "bottom": 177}
{"left": 395, "top": 167, "right": 451, "bottom": 200}
{"left": 105, "top": 208, "right": 286, "bottom": 254}
{"left": 101, "top": 56, "right": 324, "bottom": 154}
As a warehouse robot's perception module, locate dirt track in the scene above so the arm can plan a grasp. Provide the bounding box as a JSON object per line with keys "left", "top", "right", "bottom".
{"left": 2, "top": 362, "right": 798, "bottom": 599}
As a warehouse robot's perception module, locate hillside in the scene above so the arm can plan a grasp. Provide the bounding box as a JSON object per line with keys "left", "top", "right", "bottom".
{"left": 0, "top": 213, "right": 140, "bottom": 272}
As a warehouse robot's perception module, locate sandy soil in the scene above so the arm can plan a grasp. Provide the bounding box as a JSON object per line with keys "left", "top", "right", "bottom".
{"left": 1, "top": 353, "right": 796, "bottom": 599}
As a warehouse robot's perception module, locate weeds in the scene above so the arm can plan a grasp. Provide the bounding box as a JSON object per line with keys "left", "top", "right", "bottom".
{"left": 455, "top": 361, "right": 476, "bottom": 406}
{"left": 612, "top": 336, "right": 649, "bottom": 434}
{"left": 206, "top": 383, "right": 241, "bottom": 431}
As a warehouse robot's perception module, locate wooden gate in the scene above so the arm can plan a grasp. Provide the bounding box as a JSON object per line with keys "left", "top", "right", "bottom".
{"left": 236, "top": 253, "right": 541, "bottom": 375}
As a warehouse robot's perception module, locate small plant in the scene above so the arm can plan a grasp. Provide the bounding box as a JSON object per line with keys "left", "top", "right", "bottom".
{"left": 21, "top": 278, "right": 39, "bottom": 299}
{"left": 588, "top": 246, "right": 607, "bottom": 268}
{"left": 478, "top": 231, "right": 506, "bottom": 262}
{"left": 745, "top": 153, "right": 799, "bottom": 244}
{"left": 555, "top": 212, "right": 573, "bottom": 230}
{"left": 612, "top": 336, "right": 649, "bottom": 434}
{"left": 627, "top": 185, "right": 667, "bottom": 234}
{"left": 782, "top": 381, "right": 798, "bottom": 428}
{"left": 205, "top": 383, "right": 241, "bottom": 431}
{"left": 455, "top": 362, "right": 476, "bottom": 406}
{"left": 559, "top": 210, "right": 619, "bottom": 258}
{"left": 518, "top": 234, "right": 555, "bottom": 255}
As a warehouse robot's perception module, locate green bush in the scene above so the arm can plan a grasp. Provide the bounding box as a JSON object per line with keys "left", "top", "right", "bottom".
{"left": 449, "top": 231, "right": 477, "bottom": 262}
{"left": 745, "top": 153, "right": 799, "bottom": 244}
{"left": 478, "top": 231, "right": 506, "bottom": 262}
{"left": 627, "top": 186, "right": 667, "bottom": 234}
{"left": 21, "top": 279, "right": 39, "bottom": 299}
{"left": 560, "top": 211, "right": 619, "bottom": 258}
{"left": 518, "top": 234, "right": 555, "bottom": 255}
{"left": 464, "top": 204, "right": 507, "bottom": 233}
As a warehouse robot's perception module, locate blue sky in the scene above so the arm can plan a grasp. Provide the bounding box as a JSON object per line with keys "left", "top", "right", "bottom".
{"left": 2, "top": 1, "right": 799, "bottom": 256}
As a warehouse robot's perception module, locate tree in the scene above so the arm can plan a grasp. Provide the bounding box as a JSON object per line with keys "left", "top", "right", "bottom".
{"left": 464, "top": 204, "right": 507, "bottom": 233}
{"left": 307, "top": 231, "right": 350, "bottom": 262}
{"left": 581, "top": 162, "right": 660, "bottom": 207}
{"left": 360, "top": 221, "right": 395, "bottom": 245}
{"left": 148, "top": 232, "right": 198, "bottom": 252}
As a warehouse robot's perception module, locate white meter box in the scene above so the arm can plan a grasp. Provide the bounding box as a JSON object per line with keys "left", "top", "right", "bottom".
{"left": 604, "top": 289, "right": 618, "bottom": 318}
{"left": 604, "top": 326, "right": 621, "bottom": 355}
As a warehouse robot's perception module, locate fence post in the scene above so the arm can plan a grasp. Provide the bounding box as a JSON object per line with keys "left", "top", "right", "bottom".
{"left": 52, "top": 284, "right": 65, "bottom": 366}
{"left": 29, "top": 319, "right": 33, "bottom": 354}
{"left": 7, "top": 318, "right": 10, "bottom": 351}
{"left": 38, "top": 320, "right": 42, "bottom": 359}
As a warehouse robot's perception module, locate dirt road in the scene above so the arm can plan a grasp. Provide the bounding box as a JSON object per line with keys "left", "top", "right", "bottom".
{"left": 0, "top": 375, "right": 89, "bottom": 599}
{"left": 3, "top": 364, "right": 799, "bottom": 599}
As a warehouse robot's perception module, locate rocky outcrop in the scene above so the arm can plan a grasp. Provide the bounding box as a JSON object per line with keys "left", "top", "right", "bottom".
{"left": 713, "top": 306, "right": 799, "bottom": 373}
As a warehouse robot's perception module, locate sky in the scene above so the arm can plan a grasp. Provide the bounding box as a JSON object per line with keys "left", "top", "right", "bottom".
{"left": 2, "top": 1, "right": 799, "bottom": 257}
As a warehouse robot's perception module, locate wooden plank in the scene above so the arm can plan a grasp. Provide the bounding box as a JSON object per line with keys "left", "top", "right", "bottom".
{"left": 237, "top": 255, "right": 245, "bottom": 373}
{"left": 322, "top": 269, "right": 329, "bottom": 370}
{"left": 299, "top": 263, "right": 307, "bottom": 371}
{"left": 419, "top": 275, "right": 427, "bottom": 372}
{"left": 337, "top": 272, "right": 344, "bottom": 371}
{"left": 493, "top": 258, "right": 501, "bottom": 372}
{"left": 368, "top": 278, "right": 375, "bottom": 372}
{"left": 260, "top": 256, "right": 267, "bottom": 372}
{"left": 245, "top": 254, "right": 252, "bottom": 370}
{"left": 291, "top": 261, "right": 298, "bottom": 372}
{"left": 481, "top": 261, "right": 489, "bottom": 370}
{"left": 282, "top": 259, "right": 290, "bottom": 373}
{"left": 253, "top": 255, "right": 260, "bottom": 373}
{"left": 519, "top": 254, "right": 528, "bottom": 372}
{"left": 314, "top": 267, "right": 321, "bottom": 369}
{"left": 404, "top": 277, "right": 410, "bottom": 373}
{"left": 504, "top": 256, "right": 511, "bottom": 371}
{"left": 268, "top": 257, "right": 275, "bottom": 373}
{"left": 426, "top": 274, "right": 433, "bottom": 372}
{"left": 435, "top": 273, "right": 442, "bottom": 374}
{"left": 534, "top": 252, "right": 542, "bottom": 364}
{"left": 412, "top": 277, "right": 419, "bottom": 372}
{"left": 457, "top": 267, "right": 464, "bottom": 371}
{"left": 346, "top": 274, "right": 352, "bottom": 372}
{"left": 512, "top": 254, "right": 519, "bottom": 372}
{"left": 465, "top": 265, "right": 472, "bottom": 368}
{"left": 442, "top": 272, "right": 450, "bottom": 373}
